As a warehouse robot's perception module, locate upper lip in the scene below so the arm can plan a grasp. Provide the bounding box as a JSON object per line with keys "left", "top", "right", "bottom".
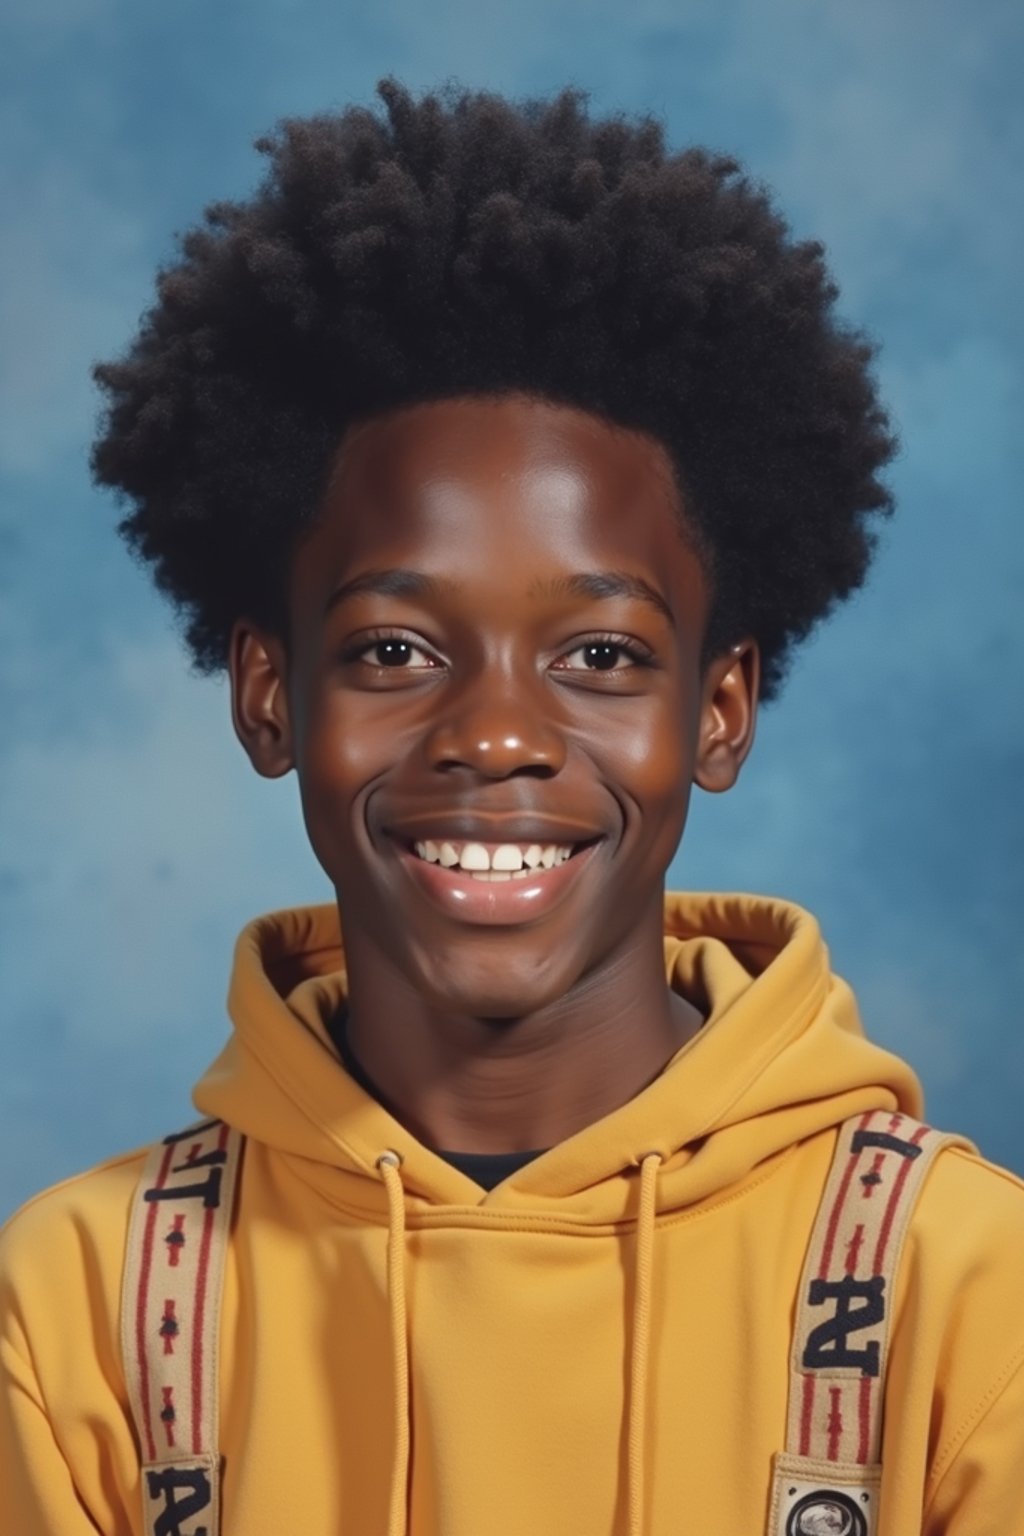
{"left": 386, "top": 815, "right": 606, "bottom": 847}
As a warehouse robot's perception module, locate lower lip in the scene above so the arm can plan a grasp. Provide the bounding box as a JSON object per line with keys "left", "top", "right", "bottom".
{"left": 394, "top": 841, "right": 601, "bottom": 926}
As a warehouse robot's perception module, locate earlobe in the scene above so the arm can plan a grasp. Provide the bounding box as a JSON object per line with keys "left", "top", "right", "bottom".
{"left": 228, "top": 621, "right": 295, "bottom": 779}
{"left": 693, "top": 640, "right": 760, "bottom": 794}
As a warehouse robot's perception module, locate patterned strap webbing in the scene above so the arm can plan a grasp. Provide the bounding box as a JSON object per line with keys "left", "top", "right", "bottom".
{"left": 768, "top": 1108, "right": 964, "bottom": 1536}
{"left": 121, "top": 1117, "right": 245, "bottom": 1536}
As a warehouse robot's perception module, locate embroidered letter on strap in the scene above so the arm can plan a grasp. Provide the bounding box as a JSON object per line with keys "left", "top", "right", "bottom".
{"left": 768, "top": 1109, "right": 965, "bottom": 1536}
{"left": 121, "top": 1118, "right": 245, "bottom": 1536}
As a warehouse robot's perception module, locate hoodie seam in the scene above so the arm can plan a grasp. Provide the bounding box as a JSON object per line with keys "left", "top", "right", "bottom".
{"left": 256, "top": 956, "right": 831, "bottom": 1196}
{"left": 0, "top": 1148, "right": 147, "bottom": 1241}
{"left": 939, "top": 1146, "right": 1024, "bottom": 1196}
{"left": 279, "top": 1139, "right": 796, "bottom": 1232}
{"left": 922, "top": 1338, "right": 1024, "bottom": 1516}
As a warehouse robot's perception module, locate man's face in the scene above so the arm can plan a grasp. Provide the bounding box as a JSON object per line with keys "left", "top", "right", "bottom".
{"left": 234, "top": 393, "right": 754, "bottom": 1018}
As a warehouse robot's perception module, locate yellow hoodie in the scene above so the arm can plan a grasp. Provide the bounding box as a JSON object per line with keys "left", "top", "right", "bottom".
{"left": 2, "top": 893, "right": 1023, "bottom": 1534}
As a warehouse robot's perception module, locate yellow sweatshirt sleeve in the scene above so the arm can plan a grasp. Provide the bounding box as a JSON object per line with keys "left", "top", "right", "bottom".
{"left": 923, "top": 1344, "right": 1024, "bottom": 1535}
{"left": 902, "top": 1147, "right": 1024, "bottom": 1536}
{"left": 0, "top": 1156, "right": 143, "bottom": 1536}
{"left": 0, "top": 1329, "right": 106, "bottom": 1534}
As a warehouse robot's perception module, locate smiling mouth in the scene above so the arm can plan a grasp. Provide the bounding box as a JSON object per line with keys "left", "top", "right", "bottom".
{"left": 411, "top": 839, "right": 582, "bottom": 881}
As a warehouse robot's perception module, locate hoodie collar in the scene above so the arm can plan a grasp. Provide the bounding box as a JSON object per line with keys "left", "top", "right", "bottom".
{"left": 193, "top": 892, "right": 922, "bottom": 1216}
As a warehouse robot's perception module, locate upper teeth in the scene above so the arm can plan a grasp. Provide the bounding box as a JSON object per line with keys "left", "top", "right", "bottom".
{"left": 413, "top": 840, "right": 574, "bottom": 874}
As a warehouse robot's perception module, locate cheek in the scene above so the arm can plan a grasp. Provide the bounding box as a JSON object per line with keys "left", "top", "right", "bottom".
{"left": 618, "top": 677, "right": 692, "bottom": 771}
{"left": 292, "top": 692, "right": 393, "bottom": 863}
{"left": 587, "top": 694, "right": 694, "bottom": 846}
{"left": 615, "top": 711, "right": 688, "bottom": 786}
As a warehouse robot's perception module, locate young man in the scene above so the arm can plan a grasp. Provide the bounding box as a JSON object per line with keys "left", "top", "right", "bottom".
{"left": 2, "top": 78, "right": 1022, "bottom": 1535}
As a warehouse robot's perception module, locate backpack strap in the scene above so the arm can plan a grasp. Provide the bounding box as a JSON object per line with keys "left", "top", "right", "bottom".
{"left": 121, "top": 1117, "right": 245, "bottom": 1536}
{"left": 768, "top": 1108, "right": 966, "bottom": 1536}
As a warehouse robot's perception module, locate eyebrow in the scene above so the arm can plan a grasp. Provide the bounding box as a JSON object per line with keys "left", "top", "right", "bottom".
{"left": 325, "top": 568, "right": 450, "bottom": 613}
{"left": 325, "top": 566, "right": 675, "bottom": 628}
{"left": 530, "top": 572, "right": 676, "bottom": 629}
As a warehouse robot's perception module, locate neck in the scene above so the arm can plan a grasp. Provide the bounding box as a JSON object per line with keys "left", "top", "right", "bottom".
{"left": 339, "top": 922, "right": 702, "bottom": 1154}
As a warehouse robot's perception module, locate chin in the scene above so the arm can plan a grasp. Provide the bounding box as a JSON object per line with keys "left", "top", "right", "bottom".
{"left": 410, "top": 944, "right": 582, "bottom": 1023}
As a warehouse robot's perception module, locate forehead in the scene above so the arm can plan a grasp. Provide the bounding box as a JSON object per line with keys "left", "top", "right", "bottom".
{"left": 307, "top": 393, "right": 691, "bottom": 580}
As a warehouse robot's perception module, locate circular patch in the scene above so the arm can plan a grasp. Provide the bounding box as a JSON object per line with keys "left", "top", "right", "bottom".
{"left": 786, "top": 1490, "right": 867, "bottom": 1536}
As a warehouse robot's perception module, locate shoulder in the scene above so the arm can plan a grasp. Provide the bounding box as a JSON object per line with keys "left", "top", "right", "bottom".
{"left": 0, "top": 1147, "right": 148, "bottom": 1334}
{"left": 883, "top": 1136, "right": 1024, "bottom": 1336}
{"left": 1, "top": 1118, "right": 245, "bottom": 1346}
{"left": 0, "top": 1150, "right": 161, "bottom": 1529}
{"left": 912, "top": 1141, "right": 1024, "bottom": 1268}
{"left": 897, "top": 1142, "right": 1024, "bottom": 1421}
{"left": 906, "top": 1141, "right": 1024, "bottom": 1364}
{"left": 898, "top": 1144, "right": 1024, "bottom": 1515}
{"left": 1, "top": 1145, "right": 148, "bottom": 1249}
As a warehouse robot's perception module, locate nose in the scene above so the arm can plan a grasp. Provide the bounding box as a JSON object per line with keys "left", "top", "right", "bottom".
{"left": 423, "top": 674, "right": 567, "bottom": 780}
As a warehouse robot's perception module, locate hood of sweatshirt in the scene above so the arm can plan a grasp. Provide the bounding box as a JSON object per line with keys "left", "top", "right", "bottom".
{"left": 195, "top": 890, "right": 921, "bottom": 1218}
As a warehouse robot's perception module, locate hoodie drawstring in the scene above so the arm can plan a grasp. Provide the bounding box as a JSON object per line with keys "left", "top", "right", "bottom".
{"left": 377, "top": 1151, "right": 410, "bottom": 1536}
{"left": 375, "top": 1147, "right": 662, "bottom": 1536}
{"left": 628, "top": 1152, "right": 663, "bottom": 1536}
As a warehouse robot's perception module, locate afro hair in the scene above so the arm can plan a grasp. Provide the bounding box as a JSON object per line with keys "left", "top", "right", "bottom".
{"left": 91, "top": 76, "right": 896, "bottom": 700}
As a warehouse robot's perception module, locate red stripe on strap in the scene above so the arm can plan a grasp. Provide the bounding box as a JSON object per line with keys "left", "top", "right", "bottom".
{"left": 189, "top": 1122, "right": 229, "bottom": 1455}
{"left": 826, "top": 1385, "right": 843, "bottom": 1460}
{"left": 135, "top": 1140, "right": 175, "bottom": 1463}
{"left": 818, "top": 1111, "right": 874, "bottom": 1280}
{"left": 799, "top": 1372, "right": 816, "bottom": 1457}
{"left": 857, "top": 1373, "right": 873, "bottom": 1464}
{"left": 873, "top": 1123, "right": 929, "bottom": 1273}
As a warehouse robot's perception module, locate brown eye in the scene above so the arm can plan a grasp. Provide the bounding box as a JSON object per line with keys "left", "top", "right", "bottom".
{"left": 581, "top": 642, "right": 624, "bottom": 670}
{"left": 354, "top": 637, "right": 438, "bottom": 670}
{"left": 374, "top": 640, "right": 414, "bottom": 667}
{"left": 556, "top": 638, "right": 646, "bottom": 672}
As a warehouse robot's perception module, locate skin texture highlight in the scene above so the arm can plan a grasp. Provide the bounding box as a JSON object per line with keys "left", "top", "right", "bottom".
{"left": 231, "top": 394, "right": 759, "bottom": 1154}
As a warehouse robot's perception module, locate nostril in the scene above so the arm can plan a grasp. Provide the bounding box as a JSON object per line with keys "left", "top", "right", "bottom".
{"left": 432, "top": 752, "right": 559, "bottom": 779}
{"left": 425, "top": 711, "right": 566, "bottom": 780}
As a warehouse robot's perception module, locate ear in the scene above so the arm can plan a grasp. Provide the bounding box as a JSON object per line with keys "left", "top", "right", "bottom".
{"left": 228, "top": 620, "right": 295, "bottom": 779}
{"left": 693, "top": 639, "right": 760, "bottom": 794}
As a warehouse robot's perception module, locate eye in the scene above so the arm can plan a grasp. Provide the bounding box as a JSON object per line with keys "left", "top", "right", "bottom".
{"left": 347, "top": 634, "right": 440, "bottom": 670}
{"left": 553, "top": 637, "right": 649, "bottom": 673}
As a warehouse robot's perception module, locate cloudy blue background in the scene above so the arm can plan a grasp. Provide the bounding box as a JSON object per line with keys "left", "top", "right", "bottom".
{"left": 1, "top": 0, "right": 1021, "bottom": 1222}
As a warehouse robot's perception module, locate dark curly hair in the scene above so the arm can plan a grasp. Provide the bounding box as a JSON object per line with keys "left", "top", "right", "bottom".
{"left": 91, "top": 76, "right": 896, "bottom": 700}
